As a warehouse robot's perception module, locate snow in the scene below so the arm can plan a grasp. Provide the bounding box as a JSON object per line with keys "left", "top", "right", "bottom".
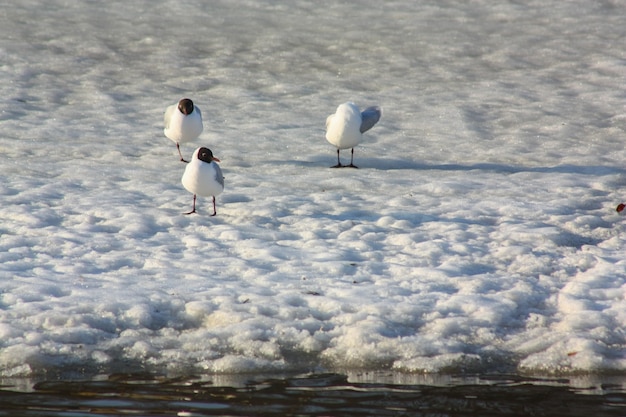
{"left": 1, "top": 0, "right": 626, "bottom": 379}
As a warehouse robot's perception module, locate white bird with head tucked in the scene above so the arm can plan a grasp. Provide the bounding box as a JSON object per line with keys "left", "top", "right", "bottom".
{"left": 181, "top": 147, "right": 224, "bottom": 216}
{"left": 325, "top": 102, "right": 382, "bottom": 168}
{"left": 164, "top": 98, "right": 203, "bottom": 162}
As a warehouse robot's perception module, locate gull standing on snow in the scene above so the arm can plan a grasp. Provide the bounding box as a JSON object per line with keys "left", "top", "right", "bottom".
{"left": 325, "top": 102, "right": 382, "bottom": 168}
{"left": 164, "top": 98, "right": 203, "bottom": 162}
{"left": 181, "top": 147, "right": 224, "bottom": 216}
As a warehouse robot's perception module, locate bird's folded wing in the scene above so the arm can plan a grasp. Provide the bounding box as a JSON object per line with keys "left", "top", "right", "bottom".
{"left": 360, "top": 106, "right": 382, "bottom": 133}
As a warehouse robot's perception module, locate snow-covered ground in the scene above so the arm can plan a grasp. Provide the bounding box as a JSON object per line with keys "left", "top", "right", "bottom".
{"left": 1, "top": 0, "right": 626, "bottom": 379}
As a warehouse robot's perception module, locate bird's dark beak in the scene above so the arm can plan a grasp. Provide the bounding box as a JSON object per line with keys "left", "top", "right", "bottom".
{"left": 213, "top": 157, "right": 221, "bottom": 162}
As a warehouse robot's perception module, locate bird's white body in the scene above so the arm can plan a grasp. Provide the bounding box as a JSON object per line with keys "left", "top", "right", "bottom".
{"left": 182, "top": 148, "right": 224, "bottom": 198}
{"left": 325, "top": 102, "right": 363, "bottom": 150}
{"left": 325, "top": 102, "right": 382, "bottom": 167}
{"left": 164, "top": 102, "right": 203, "bottom": 145}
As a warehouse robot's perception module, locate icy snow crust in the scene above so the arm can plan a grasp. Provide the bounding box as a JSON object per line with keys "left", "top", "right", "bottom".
{"left": 1, "top": 0, "right": 626, "bottom": 378}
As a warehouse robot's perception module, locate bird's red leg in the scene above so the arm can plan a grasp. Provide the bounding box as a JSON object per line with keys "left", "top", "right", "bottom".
{"left": 347, "top": 148, "right": 358, "bottom": 168}
{"left": 331, "top": 149, "right": 343, "bottom": 168}
{"left": 177, "top": 143, "right": 189, "bottom": 163}
{"left": 184, "top": 195, "right": 197, "bottom": 215}
{"left": 211, "top": 196, "right": 217, "bottom": 216}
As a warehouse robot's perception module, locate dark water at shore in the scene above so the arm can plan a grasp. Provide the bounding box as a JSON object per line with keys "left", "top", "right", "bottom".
{"left": 1, "top": 373, "right": 625, "bottom": 416}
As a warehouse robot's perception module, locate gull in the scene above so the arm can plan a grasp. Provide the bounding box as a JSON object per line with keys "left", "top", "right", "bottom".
{"left": 181, "top": 147, "right": 224, "bottom": 216}
{"left": 164, "top": 98, "right": 203, "bottom": 162}
{"left": 325, "top": 102, "right": 382, "bottom": 168}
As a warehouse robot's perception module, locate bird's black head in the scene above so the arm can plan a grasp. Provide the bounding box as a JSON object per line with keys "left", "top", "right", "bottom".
{"left": 197, "top": 147, "right": 214, "bottom": 163}
{"left": 178, "top": 98, "right": 194, "bottom": 115}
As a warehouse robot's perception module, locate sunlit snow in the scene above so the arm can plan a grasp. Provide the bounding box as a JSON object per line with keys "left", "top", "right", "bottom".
{"left": 1, "top": 0, "right": 626, "bottom": 379}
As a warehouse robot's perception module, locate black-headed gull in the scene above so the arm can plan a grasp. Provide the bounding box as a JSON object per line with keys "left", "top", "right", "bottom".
{"left": 325, "top": 102, "right": 382, "bottom": 168}
{"left": 181, "top": 147, "right": 224, "bottom": 216}
{"left": 164, "top": 98, "right": 203, "bottom": 162}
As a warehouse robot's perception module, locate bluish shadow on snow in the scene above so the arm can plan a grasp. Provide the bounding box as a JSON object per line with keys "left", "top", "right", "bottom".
{"left": 550, "top": 230, "right": 605, "bottom": 249}
{"left": 220, "top": 193, "right": 253, "bottom": 204}
{"left": 365, "top": 159, "right": 626, "bottom": 176}
{"left": 268, "top": 157, "right": 626, "bottom": 177}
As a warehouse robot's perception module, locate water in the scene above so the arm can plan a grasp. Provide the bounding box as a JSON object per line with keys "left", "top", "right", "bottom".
{"left": 1, "top": 373, "right": 626, "bottom": 416}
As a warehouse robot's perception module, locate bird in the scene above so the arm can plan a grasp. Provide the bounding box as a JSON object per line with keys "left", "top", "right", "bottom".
{"left": 325, "top": 102, "right": 382, "bottom": 168}
{"left": 164, "top": 98, "right": 203, "bottom": 162}
{"left": 617, "top": 203, "right": 625, "bottom": 214}
{"left": 181, "top": 147, "right": 224, "bottom": 216}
